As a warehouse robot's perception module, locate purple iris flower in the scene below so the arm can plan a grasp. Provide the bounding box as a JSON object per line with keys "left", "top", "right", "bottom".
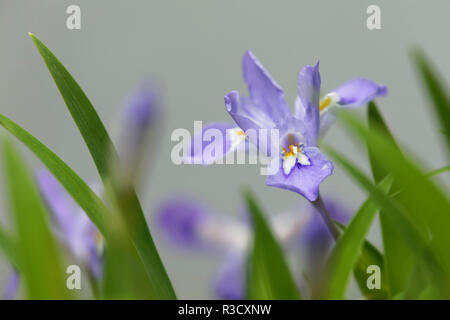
{"left": 156, "top": 196, "right": 327, "bottom": 300}
{"left": 186, "top": 51, "right": 386, "bottom": 201}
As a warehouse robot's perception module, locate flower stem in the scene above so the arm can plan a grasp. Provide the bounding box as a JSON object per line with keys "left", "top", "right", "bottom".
{"left": 311, "top": 194, "right": 340, "bottom": 240}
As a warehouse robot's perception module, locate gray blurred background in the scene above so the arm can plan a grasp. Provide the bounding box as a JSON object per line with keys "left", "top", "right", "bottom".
{"left": 0, "top": 0, "right": 449, "bottom": 299}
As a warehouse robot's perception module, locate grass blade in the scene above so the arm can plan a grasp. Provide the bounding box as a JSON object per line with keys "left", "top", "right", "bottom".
{"left": 244, "top": 189, "right": 300, "bottom": 300}
{"left": 2, "top": 136, "right": 69, "bottom": 299}
{"left": 29, "top": 33, "right": 175, "bottom": 299}
{"left": 411, "top": 48, "right": 450, "bottom": 153}
{"left": 335, "top": 221, "right": 389, "bottom": 299}
{"left": 367, "top": 102, "right": 414, "bottom": 297}
{"left": 322, "top": 175, "right": 392, "bottom": 299}
{"left": 325, "top": 120, "right": 450, "bottom": 298}
{"left": 0, "top": 113, "right": 108, "bottom": 234}
{"left": 0, "top": 226, "right": 19, "bottom": 267}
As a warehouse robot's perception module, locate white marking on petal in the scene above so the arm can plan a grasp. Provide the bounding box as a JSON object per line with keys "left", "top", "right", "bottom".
{"left": 283, "top": 153, "right": 297, "bottom": 175}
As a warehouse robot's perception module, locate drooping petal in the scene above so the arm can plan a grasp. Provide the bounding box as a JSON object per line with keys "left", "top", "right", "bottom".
{"left": 184, "top": 122, "right": 245, "bottom": 165}
{"left": 294, "top": 62, "right": 321, "bottom": 145}
{"left": 1, "top": 270, "right": 19, "bottom": 300}
{"left": 265, "top": 147, "right": 333, "bottom": 201}
{"left": 213, "top": 251, "right": 246, "bottom": 300}
{"left": 332, "top": 78, "right": 387, "bottom": 108}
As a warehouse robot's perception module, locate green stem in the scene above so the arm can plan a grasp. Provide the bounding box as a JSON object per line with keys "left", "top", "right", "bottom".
{"left": 311, "top": 194, "right": 340, "bottom": 241}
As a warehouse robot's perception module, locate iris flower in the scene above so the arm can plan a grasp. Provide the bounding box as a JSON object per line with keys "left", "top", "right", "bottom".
{"left": 157, "top": 196, "right": 349, "bottom": 299}
{"left": 187, "top": 51, "right": 386, "bottom": 201}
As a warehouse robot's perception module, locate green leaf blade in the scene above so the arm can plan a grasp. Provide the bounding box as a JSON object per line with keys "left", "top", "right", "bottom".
{"left": 367, "top": 102, "right": 414, "bottom": 297}
{"left": 2, "top": 136, "right": 69, "bottom": 299}
{"left": 244, "top": 189, "right": 300, "bottom": 300}
{"left": 322, "top": 175, "right": 392, "bottom": 300}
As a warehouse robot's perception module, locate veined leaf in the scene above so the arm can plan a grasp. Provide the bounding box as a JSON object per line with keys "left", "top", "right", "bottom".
{"left": 244, "top": 189, "right": 300, "bottom": 300}
{"left": 411, "top": 49, "right": 450, "bottom": 153}
{"left": 2, "top": 136, "right": 69, "bottom": 299}
{"left": 29, "top": 34, "right": 175, "bottom": 299}
{"left": 322, "top": 175, "right": 392, "bottom": 300}
{"left": 367, "top": 102, "right": 414, "bottom": 297}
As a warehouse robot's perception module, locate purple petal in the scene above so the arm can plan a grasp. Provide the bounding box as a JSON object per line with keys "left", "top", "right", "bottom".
{"left": 37, "top": 170, "right": 102, "bottom": 277}
{"left": 242, "top": 51, "right": 291, "bottom": 124}
{"left": 332, "top": 78, "right": 387, "bottom": 108}
{"left": 225, "top": 51, "right": 291, "bottom": 132}
{"left": 265, "top": 147, "right": 334, "bottom": 201}
{"left": 224, "top": 91, "right": 272, "bottom": 131}
{"left": 157, "top": 197, "right": 212, "bottom": 248}
{"left": 184, "top": 122, "right": 243, "bottom": 165}
{"left": 295, "top": 62, "right": 321, "bottom": 145}
{"left": 213, "top": 252, "right": 245, "bottom": 300}
{"left": 121, "top": 81, "right": 160, "bottom": 129}
{"left": 2, "top": 270, "right": 19, "bottom": 300}
{"left": 36, "top": 170, "right": 78, "bottom": 236}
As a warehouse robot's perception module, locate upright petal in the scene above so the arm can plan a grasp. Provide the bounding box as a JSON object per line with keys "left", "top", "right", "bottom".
{"left": 184, "top": 122, "right": 246, "bottom": 165}
{"left": 332, "top": 78, "right": 387, "bottom": 108}
{"left": 265, "top": 147, "right": 333, "bottom": 201}
{"left": 241, "top": 51, "right": 291, "bottom": 126}
{"left": 294, "top": 62, "right": 321, "bottom": 145}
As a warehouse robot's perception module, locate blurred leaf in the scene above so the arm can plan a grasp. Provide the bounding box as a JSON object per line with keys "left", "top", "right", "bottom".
{"left": 29, "top": 33, "right": 175, "bottom": 299}
{"left": 2, "top": 136, "right": 69, "bottom": 299}
{"left": 244, "top": 189, "right": 300, "bottom": 300}
{"left": 426, "top": 165, "right": 450, "bottom": 177}
{"left": 367, "top": 102, "right": 414, "bottom": 297}
{"left": 0, "top": 225, "right": 19, "bottom": 267}
{"left": 334, "top": 222, "right": 389, "bottom": 300}
{"left": 322, "top": 175, "right": 392, "bottom": 299}
{"left": 325, "top": 115, "right": 450, "bottom": 298}
{"left": 412, "top": 48, "right": 450, "bottom": 153}
{"left": 0, "top": 113, "right": 108, "bottom": 234}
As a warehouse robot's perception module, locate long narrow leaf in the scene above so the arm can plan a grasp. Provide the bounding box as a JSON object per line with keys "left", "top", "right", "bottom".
{"left": 2, "top": 136, "right": 69, "bottom": 299}
{"left": 29, "top": 34, "right": 175, "bottom": 299}
{"left": 324, "top": 131, "right": 450, "bottom": 298}
{"left": 412, "top": 48, "right": 450, "bottom": 152}
{"left": 335, "top": 221, "right": 389, "bottom": 299}
{"left": 0, "top": 113, "right": 108, "bottom": 234}
{"left": 367, "top": 102, "right": 414, "bottom": 297}
{"left": 244, "top": 189, "right": 300, "bottom": 300}
{"left": 322, "top": 175, "right": 392, "bottom": 299}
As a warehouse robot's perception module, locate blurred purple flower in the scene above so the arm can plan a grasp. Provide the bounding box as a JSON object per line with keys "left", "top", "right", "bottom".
{"left": 186, "top": 51, "right": 386, "bottom": 202}
{"left": 1, "top": 270, "right": 19, "bottom": 300}
{"left": 37, "top": 170, "right": 104, "bottom": 279}
{"left": 156, "top": 195, "right": 324, "bottom": 299}
{"left": 115, "top": 82, "right": 162, "bottom": 185}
